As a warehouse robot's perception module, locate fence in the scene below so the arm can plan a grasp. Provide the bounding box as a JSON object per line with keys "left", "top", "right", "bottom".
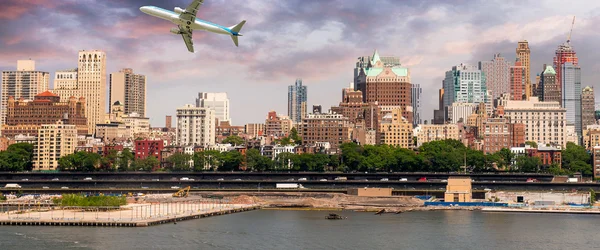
{"left": 424, "top": 201, "right": 508, "bottom": 207}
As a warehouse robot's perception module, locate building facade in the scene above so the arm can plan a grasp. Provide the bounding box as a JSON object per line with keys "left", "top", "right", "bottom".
{"left": 553, "top": 41, "right": 578, "bottom": 92}
{"left": 1, "top": 60, "right": 50, "bottom": 130}
{"left": 51, "top": 69, "right": 79, "bottom": 102}
{"left": 510, "top": 59, "right": 526, "bottom": 100}
{"left": 354, "top": 52, "right": 401, "bottom": 88}
{"left": 581, "top": 86, "right": 596, "bottom": 133}
{"left": 134, "top": 139, "right": 164, "bottom": 161}
{"left": 176, "top": 104, "right": 216, "bottom": 147}
{"left": 264, "top": 111, "right": 293, "bottom": 137}
{"left": 561, "top": 62, "right": 582, "bottom": 140}
{"left": 503, "top": 97, "right": 566, "bottom": 147}
{"left": 414, "top": 124, "right": 461, "bottom": 147}
{"left": 300, "top": 113, "right": 352, "bottom": 153}
{"left": 442, "top": 64, "right": 487, "bottom": 121}
{"left": 538, "top": 65, "right": 560, "bottom": 104}
{"left": 32, "top": 121, "right": 77, "bottom": 171}
{"left": 109, "top": 68, "right": 146, "bottom": 117}
{"left": 3, "top": 92, "right": 87, "bottom": 137}
{"left": 195, "top": 92, "right": 230, "bottom": 123}
{"left": 516, "top": 40, "right": 531, "bottom": 100}
{"left": 593, "top": 146, "right": 600, "bottom": 178}
{"left": 479, "top": 53, "right": 510, "bottom": 101}
{"left": 411, "top": 84, "right": 422, "bottom": 126}
{"left": 244, "top": 123, "right": 265, "bottom": 138}
{"left": 77, "top": 50, "right": 107, "bottom": 135}
{"left": 448, "top": 102, "right": 478, "bottom": 124}
{"left": 288, "top": 79, "right": 307, "bottom": 123}
{"left": 378, "top": 108, "right": 412, "bottom": 148}
{"left": 356, "top": 50, "right": 413, "bottom": 123}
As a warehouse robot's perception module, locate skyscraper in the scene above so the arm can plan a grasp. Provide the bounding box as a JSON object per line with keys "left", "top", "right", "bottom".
{"left": 51, "top": 69, "right": 79, "bottom": 102}
{"left": 478, "top": 53, "right": 510, "bottom": 100}
{"left": 538, "top": 65, "right": 560, "bottom": 104}
{"left": 109, "top": 68, "right": 146, "bottom": 117}
{"left": 561, "top": 62, "right": 582, "bottom": 139}
{"left": 288, "top": 79, "right": 307, "bottom": 123}
{"left": 356, "top": 50, "right": 412, "bottom": 123}
{"left": 554, "top": 41, "right": 578, "bottom": 91}
{"left": 516, "top": 40, "right": 531, "bottom": 99}
{"left": 581, "top": 86, "right": 596, "bottom": 133}
{"left": 1, "top": 60, "right": 49, "bottom": 131}
{"left": 354, "top": 53, "right": 401, "bottom": 90}
{"left": 77, "top": 50, "right": 107, "bottom": 135}
{"left": 411, "top": 84, "right": 422, "bottom": 126}
{"left": 510, "top": 59, "right": 526, "bottom": 100}
{"left": 196, "top": 92, "right": 230, "bottom": 123}
{"left": 442, "top": 64, "right": 487, "bottom": 121}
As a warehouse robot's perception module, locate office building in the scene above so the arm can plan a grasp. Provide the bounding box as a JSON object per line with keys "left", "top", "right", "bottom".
{"left": 581, "top": 86, "right": 596, "bottom": 133}
{"left": 2, "top": 91, "right": 87, "bottom": 137}
{"left": 516, "top": 40, "right": 531, "bottom": 99}
{"left": 300, "top": 113, "right": 352, "bottom": 153}
{"left": 448, "top": 102, "right": 478, "bottom": 124}
{"left": 538, "top": 65, "right": 560, "bottom": 104}
{"left": 378, "top": 108, "right": 413, "bottom": 148}
{"left": 479, "top": 53, "right": 510, "bottom": 101}
{"left": 176, "top": 104, "right": 216, "bottom": 147}
{"left": 354, "top": 52, "right": 401, "bottom": 89}
{"left": 510, "top": 59, "right": 526, "bottom": 100}
{"left": 195, "top": 92, "right": 230, "bottom": 123}
{"left": 1, "top": 60, "right": 50, "bottom": 130}
{"left": 442, "top": 64, "right": 487, "bottom": 121}
{"left": 52, "top": 69, "right": 79, "bottom": 102}
{"left": 561, "top": 62, "right": 582, "bottom": 139}
{"left": 553, "top": 40, "right": 578, "bottom": 91}
{"left": 32, "top": 120, "right": 77, "bottom": 171}
{"left": 288, "top": 79, "right": 307, "bottom": 123}
{"left": 77, "top": 50, "right": 107, "bottom": 134}
{"left": 503, "top": 97, "right": 566, "bottom": 147}
{"left": 412, "top": 84, "right": 422, "bottom": 126}
{"left": 109, "top": 68, "right": 146, "bottom": 116}
{"left": 356, "top": 50, "right": 412, "bottom": 123}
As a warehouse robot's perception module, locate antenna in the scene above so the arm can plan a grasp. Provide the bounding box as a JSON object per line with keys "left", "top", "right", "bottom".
{"left": 567, "top": 16, "right": 575, "bottom": 43}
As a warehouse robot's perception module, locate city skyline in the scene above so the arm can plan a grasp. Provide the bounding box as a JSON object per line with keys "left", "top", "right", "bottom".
{"left": 1, "top": 1, "right": 599, "bottom": 126}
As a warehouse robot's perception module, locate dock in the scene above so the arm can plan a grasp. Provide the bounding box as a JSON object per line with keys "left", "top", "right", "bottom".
{"left": 482, "top": 208, "right": 600, "bottom": 215}
{"left": 0, "top": 203, "right": 260, "bottom": 227}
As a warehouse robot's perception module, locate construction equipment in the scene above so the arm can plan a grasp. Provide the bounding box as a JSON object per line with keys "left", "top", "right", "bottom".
{"left": 172, "top": 186, "right": 191, "bottom": 198}
{"left": 567, "top": 16, "right": 575, "bottom": 43}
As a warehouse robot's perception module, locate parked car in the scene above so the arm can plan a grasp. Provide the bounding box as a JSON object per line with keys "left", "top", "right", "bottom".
{"left": 42, "top": 186, "right": 50, "bottom": 189}
{"left": 21, "top": 179, "right": 29, "bottom": 181}
{"left": 399, "top": 178, "right": 408, "bottom": 182}
{"left": 52, "top": 178, "right": 59, "bottom": 181}
{"left": 171, "top": 186, "right": 180, "bottom": 189}
{"left": 84, "top": 177, "right": 93, "bottom": 180}
{"left": 319, "top": 179, "right": 328, "bottom": 182}
{"left": 217, "top": 178, "right": 224, "bottom": 181}
{"left": 61, "top": 186, "right": 69, "bottom": 189}
{"left": 380, "top": 178, "right": 389, "bottom": 181}
{"left": 152, "top": 179, "right": 160, "bottom": 181}
{"left": 298, "top": 178, "right": 307, "bottom": 181}
{"left": 180, "top": 177, "right": 190, "bottom": 181}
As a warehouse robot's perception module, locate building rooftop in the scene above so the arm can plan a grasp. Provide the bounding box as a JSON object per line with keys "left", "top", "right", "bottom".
{"left": 36, "top": 91, "right": 59, "bottom": 97}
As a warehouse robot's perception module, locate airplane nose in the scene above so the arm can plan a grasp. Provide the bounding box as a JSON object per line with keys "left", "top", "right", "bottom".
{"left": 140, "top": 6, "right": 149, "bottom": 13}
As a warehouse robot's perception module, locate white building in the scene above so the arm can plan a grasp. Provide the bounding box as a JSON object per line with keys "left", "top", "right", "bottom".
{"left": 207, "top": 143, "right": 233, "bottom": 152}
{"left": 411, "top": 84, "right": 422, "bottom": 126}
{"left": 448, "top": 102, "right": 478, "bottom": 123}
{"left": 51, "top": 69, "right": 79, "bottom": 102}
{"left": 122, "top": 112, "right": 150, "bottom": 137}
{"left": 503, "top": 97, "right": 566, "bottom": 147}
{"left": 196, "top": 92, "right": 230, "bottom": 123}
{"left": 566, "top": 124, "right": 578, "bottom": 145}
{"left": 1, "top": 60, "right": 50, "bottom": 130}
{"left": 479, "top": 53, "right": 510, "bottom": 101}
{"left": 176, "top": 104, "right": 215, "bottom": 147}
{"left": 272, "top": 145, "right": 296, "bottom": 160}
{"left": 78, "top": 50, "right": 107, "bottom": 135}
{"left": 561, "top": 62, "right": 582, "bottom": 139}
{"left": 442, "top": 64, "right": 488, "bottom": 121}
{"left": 33, "top": 121, "right": 77, "bottom": 171}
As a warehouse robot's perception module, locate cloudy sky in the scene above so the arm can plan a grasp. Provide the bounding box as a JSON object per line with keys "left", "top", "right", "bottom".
{"left": 1, "top": 0, "right": 599, "bottom": 126}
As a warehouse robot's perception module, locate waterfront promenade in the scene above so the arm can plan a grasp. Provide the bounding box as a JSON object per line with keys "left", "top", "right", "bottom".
{"left": 0, "top": 201, "right": 260, "bottom": 227}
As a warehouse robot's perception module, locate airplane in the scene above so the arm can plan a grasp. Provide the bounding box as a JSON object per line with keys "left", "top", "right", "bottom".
{"left": 139, "top": 0, "right": 246, "bottom": 53}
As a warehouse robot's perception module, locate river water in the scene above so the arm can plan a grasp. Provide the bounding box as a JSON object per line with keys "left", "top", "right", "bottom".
{"left": 0, "top": 209, "right": 598, "bottom": 249}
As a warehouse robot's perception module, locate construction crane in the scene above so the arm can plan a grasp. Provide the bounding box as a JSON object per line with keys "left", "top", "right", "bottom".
{"left": 567, "top": 16, "right": 575, "bottom": 43}
{"left": 172, "top": 186, "right": 190, "bottom": 198}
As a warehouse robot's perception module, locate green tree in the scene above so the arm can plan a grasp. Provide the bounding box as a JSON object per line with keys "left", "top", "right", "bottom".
{"left": 525, "top": 141, "right": 538, "bottom": 148}
{"left": 222, "top": 135, "right": 245, "bottom": 146}
{"left": 289, "top": 127, "right": 302, "bottom": 145}
{"left": 274, "top": 152, "right": 296, "bottom": 170}
{"left": 494, "top": 148, "right": 514, "bottom": 170}
{"left": 340, "top": 142, "right": 363, "bottom": 171}
{"left": 419, "top": 139, "right": 466, "bottom": 172}
{"left": 57, "top": 151, "right": 101, "bottom": 171}
{"left": 117, "top": 148, "right": 135, "bottom": 171}
{"left": 0, "top": 143, "right": 35, "bottom": 171}
{"left": 562, "top": 142, "right": 592, "bottom": 175}
{"left": 590, "top": 189, "right": 596, "bottom": 205}
{"left": 516, "top": 155, "right": 541, "bottom": 172}
{"left": 167, "top": 153, "right": 192, "bottom": 171}
{"left": 219, "top": 151, "right": 243, "bottom": 171}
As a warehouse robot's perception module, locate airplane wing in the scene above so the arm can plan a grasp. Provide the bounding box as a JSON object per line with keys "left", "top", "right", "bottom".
{"left": 179, "top": 0, "right": 204, "bottom": 22}
{"left": 179, "top": 26, "right": 195, "bottom": 53}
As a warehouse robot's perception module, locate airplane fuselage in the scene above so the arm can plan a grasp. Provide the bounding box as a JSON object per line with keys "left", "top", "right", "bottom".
{"left": 140, "top": 6, "right": 238, "bottom": 36}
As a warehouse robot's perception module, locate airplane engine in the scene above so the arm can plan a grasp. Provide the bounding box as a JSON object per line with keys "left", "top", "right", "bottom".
{"left": 174, "top": 7, "right": 184, "bottom": 14}
{"left": 170, "top": 28, "right": 183, "bottom": 35}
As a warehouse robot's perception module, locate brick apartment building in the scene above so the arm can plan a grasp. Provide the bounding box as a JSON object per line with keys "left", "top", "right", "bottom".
{"left": 134, "top": 139, "right": 164, "bottom": 161}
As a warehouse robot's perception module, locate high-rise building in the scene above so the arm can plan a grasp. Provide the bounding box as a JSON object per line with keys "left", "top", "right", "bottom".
{"left": 412, "top": 84, "right": 422, "bottom": 126}
{"left": 109, "top": 68, "right": 146, "bottom": 117}
{"left": 3, "top": 92, "right": 87, "bottom": 137}
{"left": 356, "top": 50, "right": 412, "bottom": 123}
{"left": 77, "top": 50, "right": 107, "bottom": 135}
{"left": 288, "top": 79, "right": 307, "bottom": 123}
{"left": 593, "top": 146, "right": 600, "bottom": 178}
{"left": 503, "top": 97, "right": 566, "bottom": 147}
{"left": 510, "top": 59, "right": 526, "bottom": 100}
{"left": 478, "top": 53, "right": 510, "bottom": 100}
{"left": 300, "top": 113, "right": 352, "bottom": 153}
{"left": 448, "top": 102, "right": 478, "bottom": 124}
{"left": 264, "top": 111, "right": 293, "bottom": 137}
{"left": 378, "top": 108, "right": 413, "bottom": 148}
{"left": 52, "top": 69, "right": 79, "bottom": 102}
{"left": 538, "top": 65, "right": 560, "bottom": 104}
{"left": 196, "top": 92, "right": 230, "bottom": 123}
{"left": 330, "top": 86, "right": 365, "bottom": 124}
{"left": 32, "top": 120, "right": 77, "bottom": 171}
{"left": 516, "top": 40, "right": 531, "bottom": 99}
{"left": 442, "top": 64, "right": 487, "bottom": 121}
{"left": 1, "top": 60, "right": 50, "bottom": 130}
{"left": 561, "top": 62, "right": 582, "bottom": 139}
{"left": 354, "top": 53, "right": 401, "bottom": 89}
{"left": 176, "top": 104, "right": 216, "bottom": 146}
{"left": 554, "top": 40, "right": 578, "bottom": 91}
{"left": 165, "top": 115, "right": 172, "bottom": 129}
{"left": 581, "top": 86, "right": 596, "bottom": 135}
{"left": 433, "top": 89, "right": 445, "bottom": 124}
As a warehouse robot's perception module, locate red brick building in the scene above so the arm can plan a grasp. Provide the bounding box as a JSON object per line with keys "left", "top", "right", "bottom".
{"left": 104, "top": 144, "right": 124, "bottom": 156}
{"left": 134, "top": 139, "right": 164, "bottom": 161}
{"left": 483, "top": 118, "right": 525, "bottom": 154}
{"left": 527, "top": 146, "right": 562, "bottom": 167}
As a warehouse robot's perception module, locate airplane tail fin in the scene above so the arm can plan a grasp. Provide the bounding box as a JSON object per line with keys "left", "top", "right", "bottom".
{"left": 229, "top": 20, "right": 246, "bottom": 47}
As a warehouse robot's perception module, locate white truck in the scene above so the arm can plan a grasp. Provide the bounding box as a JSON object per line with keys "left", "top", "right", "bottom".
{"left": 5, "top": 184, "right": 21, "bottom": 188}
{"left": 567, "top": 178, "right": 578, "bottom": 183}
{"left": 276, "top": 183, "right": 305, "bottom": 189}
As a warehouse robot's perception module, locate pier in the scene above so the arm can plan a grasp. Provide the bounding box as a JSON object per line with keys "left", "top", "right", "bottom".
{"left": 0, "top": 201, "right": 260, "bottom": 227}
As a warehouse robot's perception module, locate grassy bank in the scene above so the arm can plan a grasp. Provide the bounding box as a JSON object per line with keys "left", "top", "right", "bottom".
{"left": 53, "top": 194, "right": 126, "bottom": 207}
